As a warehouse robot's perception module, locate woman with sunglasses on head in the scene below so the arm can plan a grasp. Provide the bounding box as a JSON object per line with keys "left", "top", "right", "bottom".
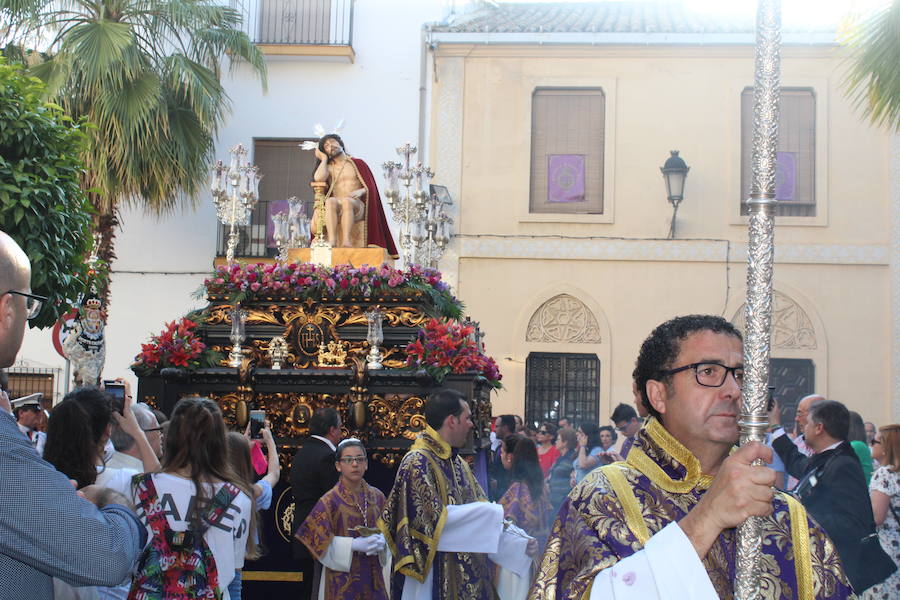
{"left": 863, "top": 425, "right": 900, "bottom": 599}
{"left": 573, "top": 422, "right": 605, "bottom": 483}
{"left": 294, "top": 439, "right": 388, "bottom": 600}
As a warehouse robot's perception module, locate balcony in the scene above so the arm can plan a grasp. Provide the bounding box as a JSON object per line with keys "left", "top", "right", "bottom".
{"left": 232, "top": 0, "right": 355, "bottom": 61}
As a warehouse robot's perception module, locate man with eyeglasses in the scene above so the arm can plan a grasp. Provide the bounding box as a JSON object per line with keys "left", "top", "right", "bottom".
{"left": 0, "top": 230, "right": 146, "bottom": 599}
{"left": 532, "top": 314, "right": 852, "bottom": 599}
{"left": 609, "top": 402, "right": 641, "bottom": 459}
{"left": 108, "top": 397, "right": 164, "bottom": 469}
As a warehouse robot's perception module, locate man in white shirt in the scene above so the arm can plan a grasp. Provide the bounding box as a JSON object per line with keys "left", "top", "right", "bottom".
{"left": 12, "top": 393, "right": 46, "bottom": 456}
{"left": 108, "top": 399, "right": 163, "bottom": 470}
{"left": 531, "top": 315, "right": 853, "bottom": 600}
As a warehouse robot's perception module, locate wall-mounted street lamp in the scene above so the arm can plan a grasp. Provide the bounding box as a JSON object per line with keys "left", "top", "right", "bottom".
{"left": 660, "top": 150, "right": 690, "bottom": 239}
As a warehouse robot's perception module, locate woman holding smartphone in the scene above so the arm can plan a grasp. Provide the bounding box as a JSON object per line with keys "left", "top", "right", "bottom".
{"left": 44, "top": 386, "right": 159, "bottom": 599}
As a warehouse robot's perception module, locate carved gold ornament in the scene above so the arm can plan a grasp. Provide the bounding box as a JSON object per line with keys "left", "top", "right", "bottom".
{"left": 318, "top": 340, "right": 349, "bottom": 367}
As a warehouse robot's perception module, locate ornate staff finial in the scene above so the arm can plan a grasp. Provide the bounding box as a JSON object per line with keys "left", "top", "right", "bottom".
{"left": 734, "top": 0, "right": 782, "bottom": 598}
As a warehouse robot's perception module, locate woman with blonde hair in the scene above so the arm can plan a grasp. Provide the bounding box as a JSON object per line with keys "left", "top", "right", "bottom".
{"left": 863, "top": 424, "right": 900, "bottom": 599}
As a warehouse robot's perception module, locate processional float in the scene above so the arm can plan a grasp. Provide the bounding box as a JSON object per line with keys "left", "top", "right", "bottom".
{"left": 135, "top": 136, "right": 495, "bottom": 528}
{"left": 735, "top": 0, "right": 782, "bottom": 597}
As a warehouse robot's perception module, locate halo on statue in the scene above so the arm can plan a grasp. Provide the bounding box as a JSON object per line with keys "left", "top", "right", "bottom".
{"left": 299, "top": 119, "right": 346, "bottom": 150}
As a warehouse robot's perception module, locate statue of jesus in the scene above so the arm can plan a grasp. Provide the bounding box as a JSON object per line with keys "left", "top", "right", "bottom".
{"left": 312, "top": 134, "right": 397, "bottom": 257}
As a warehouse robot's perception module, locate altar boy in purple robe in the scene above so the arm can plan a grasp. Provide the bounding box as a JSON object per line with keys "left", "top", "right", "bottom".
{"left": 295, "top": 438, "right": 389, "bottom": 600}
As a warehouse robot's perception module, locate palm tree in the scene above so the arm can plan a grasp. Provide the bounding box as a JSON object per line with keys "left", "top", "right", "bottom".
{"left": 1, "top": 0, "right": 267, "bottom": 302}
{"left": 842, "top": 0, "right": 900, "bottom": 132}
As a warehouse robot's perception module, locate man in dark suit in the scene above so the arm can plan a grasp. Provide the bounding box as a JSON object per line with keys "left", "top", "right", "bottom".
{"left": 771, "top": 399, "right": 893, "bottom": 593}
{"left": 290, "top": 407, "right": 342, "bottom": 599}
{"left": 489, "top": 414, "right": 516, "bottom": 500}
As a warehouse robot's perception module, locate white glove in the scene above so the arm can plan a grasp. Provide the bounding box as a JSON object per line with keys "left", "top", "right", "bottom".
{"left": 351, "top": 533, "right": 386, "bottom": 555}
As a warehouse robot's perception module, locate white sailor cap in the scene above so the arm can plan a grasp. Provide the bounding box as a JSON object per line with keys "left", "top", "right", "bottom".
{"left": 11, "top": 393, "right": 42, "bottom": 410}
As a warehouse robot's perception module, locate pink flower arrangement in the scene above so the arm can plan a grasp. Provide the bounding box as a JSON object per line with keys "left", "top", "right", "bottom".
{"left": 204, "top": 263, "right": 462, "bottom": 319}
{"left": 405, "top": 318, "right": 502, "bottom": 388}
{"left": 206, "top": 263, "right": 446, "bottom": 297}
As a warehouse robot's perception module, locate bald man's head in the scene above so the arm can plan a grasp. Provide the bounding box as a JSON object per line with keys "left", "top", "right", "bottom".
{"left": 796, "top": 394, "right": 825, "bottom": 430}
{"left": 0, "top": 231, "right": 32, "bottom": 367}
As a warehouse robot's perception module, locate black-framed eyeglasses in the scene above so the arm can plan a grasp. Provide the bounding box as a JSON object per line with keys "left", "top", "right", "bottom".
{"left": 5, "top": 290, "right": 46, "bottom": 320}
{"left": 659, "top": 362, "right": 744, "bottom": 389}
{"left": 338, "top": 456, "right": 367, "bottom": 465}
{"left": 538, "top": 430, "right": 549, "bottom": 435}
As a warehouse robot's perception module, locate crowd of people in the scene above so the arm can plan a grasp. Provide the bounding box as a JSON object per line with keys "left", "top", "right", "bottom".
{"left": 3, "top": 224, "right": 900, "bottom": 600}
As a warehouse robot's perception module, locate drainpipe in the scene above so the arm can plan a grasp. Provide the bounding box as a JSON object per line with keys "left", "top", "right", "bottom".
{"left": 418, "top": 25, "right": 430, "bottom": 160}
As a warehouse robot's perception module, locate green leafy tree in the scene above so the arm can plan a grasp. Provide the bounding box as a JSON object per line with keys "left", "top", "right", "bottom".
{"left": 1, "top": 0, "right": 267, "bottom": 301}
{"left": 842, "top": 0, "right": 900, "bottom": 131}
{"left": 0, "top": 59, "right": 100, "bottom": 328}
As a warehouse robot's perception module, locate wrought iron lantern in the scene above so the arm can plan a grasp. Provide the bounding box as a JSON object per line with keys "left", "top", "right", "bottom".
{"left": 660, "top": 150, "right": 690, "bottom": 238}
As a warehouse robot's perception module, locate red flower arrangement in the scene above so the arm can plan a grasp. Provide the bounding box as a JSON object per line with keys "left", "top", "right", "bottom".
{"left": 131, "top": 317, "right": 222, "bottom": 376}
{"left": 405, "top": 318, "right": 502, "bottom": 389}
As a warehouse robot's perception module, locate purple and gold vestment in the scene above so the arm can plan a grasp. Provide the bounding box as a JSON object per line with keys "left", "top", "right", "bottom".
{"left": 499, "top": 481, "right": 552, "bottom": 556}
{"left": 530, "top": 418, "right": 855, "bottom": 600}
{"left": 379, "top": 426, "right": 497, "bottom": 600}
{"left": 295, "top": 479, "right": 387, "bottom": 600}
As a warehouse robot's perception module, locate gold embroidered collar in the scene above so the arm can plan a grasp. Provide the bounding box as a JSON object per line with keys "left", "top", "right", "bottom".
{"left": 411, "top": 425, "right": 452, "bottom": 460}
{"left": 625, "top": 417, "right": 714, "bottom": 493}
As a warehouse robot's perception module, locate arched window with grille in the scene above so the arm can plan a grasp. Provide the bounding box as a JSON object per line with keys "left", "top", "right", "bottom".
{"left": 525, "top": 352, "right": 600, "bottom": 428}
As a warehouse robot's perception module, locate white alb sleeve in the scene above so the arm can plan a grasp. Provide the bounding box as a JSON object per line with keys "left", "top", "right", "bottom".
{"left": 487, "top": 523, "right": 533, "bottom": 578}
{"left": 319, "top": 536, "right": 353, "bottom": 573}
{"left": 589, "top": 522, "right": 718, "bottom": 600}
{"left": 436, "top": 502, "right": 503, "bottom": 554}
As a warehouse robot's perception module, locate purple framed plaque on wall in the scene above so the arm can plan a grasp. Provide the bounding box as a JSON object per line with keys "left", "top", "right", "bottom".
{"left": 775, "top": 151, "right": 797, "bottom": 201}
{"left": 548, "top": 154, "right": 586, "bottom": 203}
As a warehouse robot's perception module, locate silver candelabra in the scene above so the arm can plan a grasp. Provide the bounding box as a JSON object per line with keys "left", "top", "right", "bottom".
{"left": 365, "top": 307, "right": 384, "bottom": 370}
{"left": 211, "top": 144, "right": 261, "bottom": 263}
{"left": 382, "top": 143, "right": 453, "bottom": 268}
{"left": 228, "top": 307, "right": 248, "bottom": 369}
{"left": 272, "top": 197, "right": 311, "bottom": 263}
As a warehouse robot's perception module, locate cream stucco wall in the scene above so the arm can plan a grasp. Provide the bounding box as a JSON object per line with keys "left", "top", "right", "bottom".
{"left": 431, "top": 43, "right": 894, "bottom": 425}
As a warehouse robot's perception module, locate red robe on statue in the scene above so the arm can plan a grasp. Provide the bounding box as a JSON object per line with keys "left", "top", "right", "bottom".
{"left": 352, "top": 157, "right": 398, "bottom": 259}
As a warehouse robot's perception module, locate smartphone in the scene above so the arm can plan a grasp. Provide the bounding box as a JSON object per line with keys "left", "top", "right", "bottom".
{"left": 103, "top": 380, "right": 126, "bottom": 414}
{"left": 249, "top": 409, "right": 265, "bottom": 439}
